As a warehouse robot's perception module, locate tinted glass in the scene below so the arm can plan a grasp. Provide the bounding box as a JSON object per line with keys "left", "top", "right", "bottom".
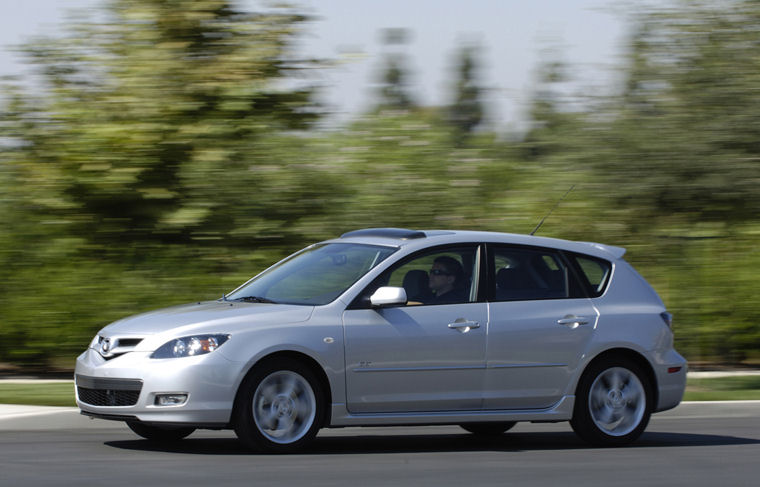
{"left": 228, "top": 243, "right": 397, "bottom": 305}
{"left": 491, "top": 247, "right": 570, "bottom": 301}
{"left": 572, "top": 255, "right": 612, "bottom": 297}
{"left": 363, "top": 246, "right": 479, "bottom": 306}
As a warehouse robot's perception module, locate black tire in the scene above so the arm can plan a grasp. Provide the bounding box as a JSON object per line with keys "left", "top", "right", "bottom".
{"left": 570, "top": 357, "right": 652, "bottom": 446}
{"left": 233, "top": 358, "right": 324, "bottom": 453}
{"left": 126, "top": 421, "right": 195, "bottom": 442}
{"left": 460, "top": 422, "right": 516, "bottom": 436}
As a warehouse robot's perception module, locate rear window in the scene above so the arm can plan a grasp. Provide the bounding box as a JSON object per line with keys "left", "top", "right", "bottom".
{"left": 571, "top": 255, "right": 612, "bottom": 297}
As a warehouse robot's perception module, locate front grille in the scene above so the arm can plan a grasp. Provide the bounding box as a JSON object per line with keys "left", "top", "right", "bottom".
{"left": 77, "top": 387, "right": 140, "bottom": 406}
{"left": 95, "top": 336, "right": 144, "bottom": 360}
{"left": 76, "top": 375, "right": 143, "bottom": 407}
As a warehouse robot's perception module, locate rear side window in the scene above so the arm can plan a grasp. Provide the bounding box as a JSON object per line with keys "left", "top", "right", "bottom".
{"left": 571, "top": 255, "right": 612, "bottom": 297}
{"left": 490, "top": 247, "right": 574, "bottom": 301}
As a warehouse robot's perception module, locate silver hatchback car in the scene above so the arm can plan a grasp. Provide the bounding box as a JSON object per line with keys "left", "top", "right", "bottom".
{"left": 75, "top": 228, "right": 687, "bottom": 452}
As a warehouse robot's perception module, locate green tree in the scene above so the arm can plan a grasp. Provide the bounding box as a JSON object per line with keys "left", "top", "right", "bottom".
{"left": 0, "top": 0, "right": 342, "bottom": 366}
{"left": 376, "top": 29, "right": 416, "bottom": 110}
{"left": 521, "top": 57, "right": 588, "bottom": 164}
{"left": 582, "top": 2, "right": 760, "bottom": 361}
{"left": 2, "top": 0, "right": 326, "bottom": 247}
{"left": 447, "top": 45, "right": 484, "bottom": 145}
{"left": 598, "top": 1, "right": 760, "bottom": 224}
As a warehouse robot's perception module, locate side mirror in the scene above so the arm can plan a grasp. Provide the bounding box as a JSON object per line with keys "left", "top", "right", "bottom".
{"left": 369, "top": 286, "right": 408, "bottom": 308}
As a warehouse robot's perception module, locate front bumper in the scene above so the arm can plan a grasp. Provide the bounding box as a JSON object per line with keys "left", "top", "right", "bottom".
{"left": 74, "top": 348, "right": 243, "bottom": 426}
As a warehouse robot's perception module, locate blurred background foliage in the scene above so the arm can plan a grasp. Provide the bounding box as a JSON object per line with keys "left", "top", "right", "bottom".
{"left": 1, "top": 0, "right": 758, "bottom": 370}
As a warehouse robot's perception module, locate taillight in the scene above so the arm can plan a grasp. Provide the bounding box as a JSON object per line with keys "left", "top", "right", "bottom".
{"left": 660, "top": 311, "right": 673, "bottom": 328}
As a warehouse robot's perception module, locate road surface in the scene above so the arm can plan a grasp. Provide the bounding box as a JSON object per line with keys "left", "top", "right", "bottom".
{"left": 0, "top": 402, "right": 758, "bottom": 487}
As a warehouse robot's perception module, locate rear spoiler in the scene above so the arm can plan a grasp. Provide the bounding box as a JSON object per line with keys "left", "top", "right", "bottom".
{"left": 579, "top": 242, "right": 626, "bottom": 260}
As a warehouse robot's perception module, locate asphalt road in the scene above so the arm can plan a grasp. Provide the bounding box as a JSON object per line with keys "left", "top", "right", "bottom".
{"left": 1, "top": 402, "right": 758, "bottom": 487}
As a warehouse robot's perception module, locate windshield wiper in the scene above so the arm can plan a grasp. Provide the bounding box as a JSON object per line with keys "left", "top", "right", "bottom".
{"left": 231, "top": 296, "right": 278, "bottom": 304}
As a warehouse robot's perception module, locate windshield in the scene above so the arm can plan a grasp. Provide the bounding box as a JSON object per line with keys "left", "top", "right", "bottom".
{"left": 226, "top": 243, "right": 398, "bottom": 305}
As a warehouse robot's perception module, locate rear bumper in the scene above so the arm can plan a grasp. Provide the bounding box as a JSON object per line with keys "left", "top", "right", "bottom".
{"left": 654, "top": 350, "right": 688, "bottom": 412}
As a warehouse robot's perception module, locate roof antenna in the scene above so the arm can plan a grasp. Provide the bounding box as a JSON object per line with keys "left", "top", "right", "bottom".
{"left": 530, "top": 185, "right": 575, "bottom": 236}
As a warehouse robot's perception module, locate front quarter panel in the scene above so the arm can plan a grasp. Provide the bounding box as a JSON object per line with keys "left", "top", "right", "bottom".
{"left": 216, "top": 304, "right": 346, "bottom": 409}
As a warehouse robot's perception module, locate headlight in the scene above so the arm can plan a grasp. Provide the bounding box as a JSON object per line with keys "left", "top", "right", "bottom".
{"left": 150, "top": 334, "right": 230, "bottom": 359}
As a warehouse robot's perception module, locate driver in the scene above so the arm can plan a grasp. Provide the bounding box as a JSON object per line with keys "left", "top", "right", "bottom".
{"left": 428, "top": 256, "right": 468, "bottom": 304}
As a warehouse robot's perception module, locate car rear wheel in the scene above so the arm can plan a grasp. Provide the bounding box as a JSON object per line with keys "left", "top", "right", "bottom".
{"left": 126, "top": 421, "right": 195, "bottom": 442}
{"left": 570, "top": 357, "right": 652, "bottom": 446}
{"left": 460, "top": 422, "right": 516, "bottom": 436}
{"left": 234, "top": 359, "right": 324, "bottom": 453}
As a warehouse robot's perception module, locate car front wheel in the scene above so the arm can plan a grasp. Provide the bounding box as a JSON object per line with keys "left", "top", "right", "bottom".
{"left": 234, "top": 359, "right": 324, "bottom": 453}
{"left": 570, "top": 357, "right": 652, "bottom": 446}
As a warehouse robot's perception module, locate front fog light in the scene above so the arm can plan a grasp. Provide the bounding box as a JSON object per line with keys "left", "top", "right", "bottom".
{"left": 155, "top": 394, "right": 188, "bottom": 406}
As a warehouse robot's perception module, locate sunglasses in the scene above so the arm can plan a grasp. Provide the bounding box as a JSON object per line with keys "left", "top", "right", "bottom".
{"left": 429, "top": 269, "right": 451, "bottom": 276}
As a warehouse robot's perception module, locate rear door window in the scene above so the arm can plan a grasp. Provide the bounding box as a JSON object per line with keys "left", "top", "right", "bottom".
{"left": 490, "top": 246, "right": 576, "bottom": 301}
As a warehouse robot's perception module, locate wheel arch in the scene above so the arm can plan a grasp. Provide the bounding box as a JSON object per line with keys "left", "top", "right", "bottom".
{"left": 232, "top": 350, "right": 333, "bottom": 428}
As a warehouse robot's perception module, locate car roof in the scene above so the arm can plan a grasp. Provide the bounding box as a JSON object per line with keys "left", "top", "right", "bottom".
{"left": 328, "top": 228, "right": 626, "bottom": 261}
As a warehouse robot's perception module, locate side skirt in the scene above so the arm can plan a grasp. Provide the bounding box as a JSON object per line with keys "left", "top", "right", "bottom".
{"left": 328, "top": 395, "right": 575, "bottom": 427}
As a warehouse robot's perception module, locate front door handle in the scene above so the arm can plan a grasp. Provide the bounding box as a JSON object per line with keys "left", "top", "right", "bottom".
{"left": 448, "top": 318, "right": 480, "bottom": 333}
{"left": 557, "top": 315, "right": 589, "bottom": 328}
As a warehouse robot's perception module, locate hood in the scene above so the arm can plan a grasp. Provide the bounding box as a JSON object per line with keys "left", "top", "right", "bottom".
{"left": 100, "top": 301, "right": 314, "bottom": 337}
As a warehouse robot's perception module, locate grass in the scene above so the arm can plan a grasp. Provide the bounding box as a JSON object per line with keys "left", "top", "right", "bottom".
{"left": 0, "top": 382, "right": 77, "bottom": 407}
{"left": 0, "top": 376, "right": 758, "bottom": 407}
{"left": 682, "top": 376, "right": 760, "bottom": 401}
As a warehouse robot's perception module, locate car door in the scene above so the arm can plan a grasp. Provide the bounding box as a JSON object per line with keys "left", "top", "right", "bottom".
{"left": 484, "top": 245, "right": 598, "bottom": 409}
{"left": 342, "top": 244, "right": 488, "bottom": 413}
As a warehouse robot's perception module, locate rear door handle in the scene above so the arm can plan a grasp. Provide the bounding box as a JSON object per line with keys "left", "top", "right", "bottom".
{"left": 557, "top": 315, "right": 589, "bottom": 328}
{"left": 448, "top": 318, "right": 480, "bottom": 333}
